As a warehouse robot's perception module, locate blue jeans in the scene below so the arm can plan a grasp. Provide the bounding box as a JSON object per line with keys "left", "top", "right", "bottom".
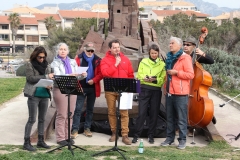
{"left": 165, "top": 94, "right": 188, "bottom": 141}
{"left": 24, "top": 96, "right": 49, "bottom": 138}
{"left": 72, "top": 88, "right": 96, "bottom": 131}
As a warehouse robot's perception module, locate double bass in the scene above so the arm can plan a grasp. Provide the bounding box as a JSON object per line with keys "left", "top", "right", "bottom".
{"left": 188, "top": 27, "right": 214, "bottom": 128}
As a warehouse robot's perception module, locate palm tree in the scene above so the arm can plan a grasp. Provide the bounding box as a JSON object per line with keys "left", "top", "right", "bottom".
{"left": 44, "top": 16, "right": 57, "bottom": 39}
{"left": 8, "top": 13, "right": 21, "bottom": 55}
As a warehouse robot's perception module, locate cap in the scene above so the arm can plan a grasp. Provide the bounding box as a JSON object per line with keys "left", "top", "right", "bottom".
{"left": 183, "top": 37, "right": 197, "bottom": 45}
{"left": 84, "top": 42, "right": 95, "bottom": 51}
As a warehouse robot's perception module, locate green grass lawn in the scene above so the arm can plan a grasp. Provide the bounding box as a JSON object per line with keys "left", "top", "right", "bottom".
{"left": 0, "top": 77, "right": 25, "bottom": 104}
{"left": 0, "top": 141, "right": 239, "bottom": 160}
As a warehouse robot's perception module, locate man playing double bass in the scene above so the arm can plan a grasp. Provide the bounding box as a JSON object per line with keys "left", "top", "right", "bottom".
{"left": 183, "top": 37, "right": 214, "bottom": 65}
{"left": 183, "top": 36, "right": 214, "bottom": 136}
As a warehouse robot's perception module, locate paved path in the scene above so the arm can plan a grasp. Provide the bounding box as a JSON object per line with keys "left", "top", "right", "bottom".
{"left": 0, "top": 90, "right": 239, "bottom": 148}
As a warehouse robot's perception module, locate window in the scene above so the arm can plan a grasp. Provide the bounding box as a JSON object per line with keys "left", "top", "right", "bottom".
{"left": 18, "top": 26, "right": 24, "bottom": 30}
{"left": 27, "top": 35, "right": 39, "bottom": 42}
{"left": 117, "top": 10, "right": 121, "bottom": 13}
{"left": 2, "top": 25, "right": 8, "bottom": 30}
{"left": 0, "top": 34, "right": 9, "bottom": 40}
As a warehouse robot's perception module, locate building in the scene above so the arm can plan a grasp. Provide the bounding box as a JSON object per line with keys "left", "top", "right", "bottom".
{"left": 91, "top": 4, "right": 108, "bottom": 12}
{"left": 58, "top": 10, "right": 108, "bottom": 28}
{"left": 149, "top": 10, "right": 209, "bottom": 22}
{"left": 0, "top": 14, "right": 61, "bottom": 52}
{"left": 211, "top": 11, "right": 240, "bottom": 26}
{"left": 138, "top": 0, "right": 198, "bottom": 20}
{"left": 0, "top": 6, "right": 108, "bottom": 53}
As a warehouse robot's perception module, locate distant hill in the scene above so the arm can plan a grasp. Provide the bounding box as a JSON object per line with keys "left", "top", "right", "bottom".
{"left": 36, "top": 0, "right": 238, "bottom": 17}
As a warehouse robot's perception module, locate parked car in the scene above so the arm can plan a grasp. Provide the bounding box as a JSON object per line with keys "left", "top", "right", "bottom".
{"left": 0, "top": 57, "right": 3, "bottom": 64}
{"left": 9, "top": 58, "right": 24, "bottom": 65}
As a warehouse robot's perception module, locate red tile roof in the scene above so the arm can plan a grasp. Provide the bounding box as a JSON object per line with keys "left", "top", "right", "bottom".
{"left": 0, "top": 16, "right": 9, "bottom": 24}
{"left": 34, "top": 13, "right": 61, "bottom": 21}
{"left": 58, "top": 10, "right": 109, "bottom": 19}
{"left": 0, "top": 14, "right": 61, "bottom": 25}
{"left": 0, "top": 16, "right": 38, "bottom": 25}
{"left": 152, "top": 10, "right": 209, "bottom": 17}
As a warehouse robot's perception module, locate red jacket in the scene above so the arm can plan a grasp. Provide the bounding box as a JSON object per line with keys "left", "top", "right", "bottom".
{"left": 75, "top": 53, "right": 103, "bottom": 97}
{"left": 167, "top": 52, "right": 194, "bottom": 95}
{"left": 101, "top": 51, "right": 134, "bottom": 78}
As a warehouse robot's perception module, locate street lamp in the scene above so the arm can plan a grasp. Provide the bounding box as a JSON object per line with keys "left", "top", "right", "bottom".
{"left": 8, "top": 42, "right": 12, "bottom": 65}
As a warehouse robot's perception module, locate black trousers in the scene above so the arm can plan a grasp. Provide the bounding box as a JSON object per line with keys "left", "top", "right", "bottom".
{"left": 134, "top": 87, "right": 162, "bottom": 137}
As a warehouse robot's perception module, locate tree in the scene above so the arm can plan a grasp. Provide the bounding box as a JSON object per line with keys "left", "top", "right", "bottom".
{"left": 44, "top": 16, "right": 57, "bottom": 38}
{"left": 45, "top": 18, "right": 98, "bottom": 58}
{"left": 8, "top": 13, "right": 21, "bottom": 55}
{"left": 139, "top": 7, "right": 145, "bottom": 12}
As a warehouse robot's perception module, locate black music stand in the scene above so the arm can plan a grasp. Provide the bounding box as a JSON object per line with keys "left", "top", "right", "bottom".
{"left": 92, "top": 77, "right": 140, "bottom": 160}
{"left": 47, "top": 75, "right": 87, "bottom": 155}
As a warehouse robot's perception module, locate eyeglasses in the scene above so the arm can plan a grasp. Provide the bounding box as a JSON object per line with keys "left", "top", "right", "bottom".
{"left": 37, "top": 56, "right": 45, "bottom": 59}
{"left": 86, "top": 50, "right": 94, "bottom": 53}
{"left": 183, "top": 44, "right": 192, "bottom": 46}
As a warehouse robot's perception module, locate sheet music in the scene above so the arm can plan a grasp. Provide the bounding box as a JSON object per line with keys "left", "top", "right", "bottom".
{"left": 77, "top": 67, "right": 88, "bottom": 74}
{"left": 34, "top": 79, "right": 53, "bottom": 87}
{"left": 120, "top": 93, "right": 133, "bottom": 110}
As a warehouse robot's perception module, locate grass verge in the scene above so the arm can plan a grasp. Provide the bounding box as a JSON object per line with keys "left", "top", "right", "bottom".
{"left": 0, "top": 141, "right": 239, "bottom": 160}
{"left": 0, "top": 77, "right": 25, "bottom": 104}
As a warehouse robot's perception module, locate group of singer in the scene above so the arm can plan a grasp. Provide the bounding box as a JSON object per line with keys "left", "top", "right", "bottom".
{"left": 22, "top": 36, "right": 214, "bottom": 151}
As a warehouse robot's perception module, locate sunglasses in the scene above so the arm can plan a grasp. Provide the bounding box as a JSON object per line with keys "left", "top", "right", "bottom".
{"left": 37, "top": 56, "right": 46, "bottom": 59}
{"left": 86, "top": 50, "right": 94, "bottom": 53}
{"left": 183, "top": 44, "right": 192, "bottom": 46}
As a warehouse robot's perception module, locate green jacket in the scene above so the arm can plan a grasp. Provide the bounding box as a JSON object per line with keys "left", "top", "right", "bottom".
{"left": 137, "top": 58, "right": 166, "bottom": 88}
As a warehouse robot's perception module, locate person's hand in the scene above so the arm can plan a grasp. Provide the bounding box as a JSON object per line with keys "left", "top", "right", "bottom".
{"left": 88, "top": 79, "right": 94, "bottom": 85}
{"left": 167, "top": 69, "right": 178, "bottom": 76}
{"left": 149, "top": 76, "right": 157, "bottom": 81}
{"left": 48, "top": 73, "right": 54, "bottom": 80}
{"left": 70, "top": 73, "right": 79, "bottom": 76}
{"left": 195, "top": 48, "right": 205, "bottom": 57}
{"left": 143, "top": 76, "right": 150, "bottom": 82}
{"left": 82, "top": 72, "right": 87, "bottom": 78}
{"left": 163, "top": 88, "right": 167, "bottom": 95}
{"left": 46, "top": 85, "right": 52, "bottom": 90}
{"left": 115, "top": 56, "right": 121, "bottom": 67}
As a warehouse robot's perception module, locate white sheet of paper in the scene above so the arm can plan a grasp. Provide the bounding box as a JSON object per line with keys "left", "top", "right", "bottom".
{"left": 77, "top": 67, "right": 88, "bottom": 74}
{"left": 120, "top": 93, "right": 133, "bottom": 110}
{"left": 34, "top": 79, "right": 53, "bottom": 87}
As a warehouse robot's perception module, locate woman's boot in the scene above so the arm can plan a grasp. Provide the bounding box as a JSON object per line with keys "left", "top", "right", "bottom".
{"left": 23, "top": 137, "right": 36, "bottom": 151}
{"left": 37, "top": 135, "right": 51, "bottom": 149}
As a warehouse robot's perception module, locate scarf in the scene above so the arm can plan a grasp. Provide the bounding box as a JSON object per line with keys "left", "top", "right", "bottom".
{"left": 165, "top": 49, "right": 183, "bottom": 81}
{"left": 31, "top": 59, "right": 48, "bottom": 75}
{"left": 57, "top": 55, "right": 72, "bottom": 74}
{"left": 83, "top": 52, "right": 94, "bottom": 83}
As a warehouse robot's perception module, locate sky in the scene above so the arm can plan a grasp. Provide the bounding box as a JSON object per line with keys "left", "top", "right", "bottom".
{"left": 0, "top": 0, "right": 240, "bottom": 11}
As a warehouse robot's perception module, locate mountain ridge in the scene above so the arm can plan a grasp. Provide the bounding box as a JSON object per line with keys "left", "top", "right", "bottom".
{"left": 36, "top": 0, "right": 238, "bottom": 17}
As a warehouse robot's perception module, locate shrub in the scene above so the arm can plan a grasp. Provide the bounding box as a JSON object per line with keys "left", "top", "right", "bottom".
{"left": 16, "top": 64, "right": 26, "bottom": 77}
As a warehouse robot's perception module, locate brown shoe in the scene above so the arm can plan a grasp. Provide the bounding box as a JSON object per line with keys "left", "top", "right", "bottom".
{"left": 83, "top": 128, "right": 92, "bottom": 137}
{"left": 109, "top": 133, "right": 116, "bottom": 142}
{"left": 122, "top": 136, "right": 131, "bottom": 145}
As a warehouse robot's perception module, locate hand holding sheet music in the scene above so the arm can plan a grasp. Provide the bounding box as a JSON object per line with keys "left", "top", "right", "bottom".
{"left": 34, "top": 79, "right": 53, "bottom": 88}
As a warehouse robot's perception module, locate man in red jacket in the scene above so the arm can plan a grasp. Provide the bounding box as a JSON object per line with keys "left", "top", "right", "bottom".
{"left": 71, "top": 42, "right": 103, "bottom": 139}
{"left": 101, "top": 39, "right": 134, "bottom": 145}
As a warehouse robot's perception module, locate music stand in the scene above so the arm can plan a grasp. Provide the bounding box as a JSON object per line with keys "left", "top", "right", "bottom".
{"left": 47, "top": 75, "right": 87, "bottom": 155}
{"left": 92, "top": 77, "right": 140, "bottom": 160}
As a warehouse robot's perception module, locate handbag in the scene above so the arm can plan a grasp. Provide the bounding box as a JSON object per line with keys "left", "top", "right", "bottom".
{"left": 34, "top": 87, "right": 50, "bottom": 98}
